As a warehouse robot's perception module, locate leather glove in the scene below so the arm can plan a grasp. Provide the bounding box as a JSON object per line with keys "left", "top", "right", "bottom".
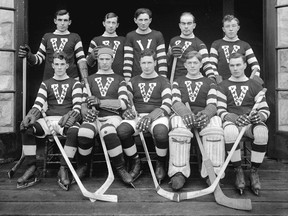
{"left": 122, "top": 108, "right": 137, "bottom": 120}
{"left": 83, "top": 109, "right": 98, "bottom": 122}
{"left": 215, "top": 75, "right": 223, "bottom": 84}
{"left": 21, "top": 108, "right": 41, "bottom": 129}
{"left": 249, "top": 111, "right": 264, "bottom": 124}
{"left": 87, "top": 96, "right": 101, "bottom": 109}
{"left": 58, "top": 110, "right": 80, "bottom": 128}
{"left": 209, "top": 76, "right": 216, "bottom": 84}
{"left": 58, "top": 112, "right": 70, "bottom": 127}
{"left": 182, "top": 113, "right": 195, "bottom": 128}
{"left": 236, "top": 114, "right": 251, "bottom": 127}
{"left": 171, "top": 45, "right": 183, "bottom": 58}
{"left": 18, "top": 45, "right": 31, "bottom": 58}
{"left": 136, "top": 115, "right": 152, "bottom": 132}
{"left": 194, "top": 111, "right": 209, "bottom": 129}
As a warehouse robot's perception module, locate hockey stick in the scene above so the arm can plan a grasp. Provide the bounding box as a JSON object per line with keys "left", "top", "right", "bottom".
{"left": 128, "top": 94, "right": 179, "bottom": 202}
{"left": 41, "top": 110, "right": 116, "bottom": 202}
{"left": 170, "top": 57, "right": 177, "bottom": 87}
{"left": 80, "top": 73, "right": 117, "bottom": 202}
{"left": 179, "top": 88, "right": 267, "bottom": 201}
{"left": 194, "top": 129, "right": 252, "bottom": 210}
{"left": 7, "top": 57, "right": 27, "bottom": 179}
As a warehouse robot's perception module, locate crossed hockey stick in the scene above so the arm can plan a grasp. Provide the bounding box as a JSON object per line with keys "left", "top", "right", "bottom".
{"left": 179, "top": 88, "right": 267, "bottom": 201}
{"left": 41, "top": 110, "right": 116, "bottom": 202}
{"left": 80, "top": 74, "right": 117, "bottom": 203}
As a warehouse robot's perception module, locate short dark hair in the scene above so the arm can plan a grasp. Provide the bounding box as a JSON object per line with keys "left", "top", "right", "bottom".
{"left": 222, "top": 14, "right": 240, "bottom": 25}
{"left": 184, "top": 51, "right": 202, "bottom": 62}
{"left": 229, "top": 52, "right": 246, "bottom": 63}
{"left": 134, "top": 8, "right": 152, "bottom": 19}
{"left": 53, "top": 51, "right": 68, "bottom": 62}
{"left": 104, "top": 12, "right": 119, "bottom": 22}
{"left": 140, "top": 49, "right": 156, "bottom": 60}
{"left": 55, "top": 9, "right": 70, "bottom": 19}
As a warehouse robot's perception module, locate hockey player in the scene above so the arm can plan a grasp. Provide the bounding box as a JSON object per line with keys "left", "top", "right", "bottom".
{"left": 217, "top": 52, "right": 270, "bottom": 195}
{"left": 167, "top": 12, "right": 215, "bottom": 81}
{"left": 77, "top": 47, "right": 133, "bottom": 185}
{"left": 123, "top": 8, "right": 168, "bottom": 82}
{"left": 168, "top": 50, "right": 223, "bottom": 191}
{"left": 18, "top": 9, "right": 87, "bottom": 81}
{"left": 210, "top": 14, "right": 263, "bottom": 84}
{"left": 18, "top": 51, "right": 82, "bottom": 190}
{"left": 117, "top": 48, "right": 172, "bottom": 183}
{"left": 86, "top": 12, "right": 125, "bottom": 77}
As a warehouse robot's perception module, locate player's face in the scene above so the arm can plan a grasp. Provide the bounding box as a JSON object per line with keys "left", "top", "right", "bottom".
{"left": 54, "top": 14, "right": 71, "bottom": 32}
{"left": 103, "top": 17, "right": 119, "bottom": 34}
{"left": 134, "top": 13, "right": 151, "bottom": 32}
{"left": 140, "top": 55, "right": 156, "bottom": 76}
{"left": 222, "top": 19, "right": 240, "bottom": 39}
{"left": 98, "top": 54, "right": 113, "bottom": 71}
{"left": 179, "top": 14, "right": 196, "bottom": 36}
{"left": 184, "top": 56, "right": 202, "bottom": 76}
{"left": 52, "top": 58, "right": 69, "bottom": 77}
{"left": 229, "top": 57, "right": 247, "bottom": 78}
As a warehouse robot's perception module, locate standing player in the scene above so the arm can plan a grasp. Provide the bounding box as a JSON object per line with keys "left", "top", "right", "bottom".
{"left": 86, "top": 12, "right": 125, "bottom": 77}
{"left": 167, "top": 12, "right": 215, "bottom": 81}
{"left": 168, "top": 51, "right": 223, "bottom": 191}
{"left": 123, "top": 8, "right": 168, "bottom": 82}
{"left": 217, "top": 53, "right": 270, "bottom": 195}
{"left": 18, "top": 9, "right": 87, "bottom": 81}
{"left": 77, "top": 47, "right": 133, "bottom": 185}
{"left": 117, "top": 49, "right": 172, "bottom": 183}
{"left": 17, "top": 51, "right": 82, "bottom": 190}
{"left": 210, "top": 14, "right": 263, "bottom": 84}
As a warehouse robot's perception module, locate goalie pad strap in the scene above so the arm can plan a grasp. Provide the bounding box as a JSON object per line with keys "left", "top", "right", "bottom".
{"left": 148, "top": 108, "right": 164, "bottom": 121}
{"left": 172, "top": 101, "right": 192, "bottom": 117}
{"left": 168, "top": 128, "right": 193, "bottom": 178}
{"left": 99, "top": 99, "right": 121, "bottom": 110}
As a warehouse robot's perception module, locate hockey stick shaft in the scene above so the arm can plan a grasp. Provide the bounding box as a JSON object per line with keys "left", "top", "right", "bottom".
{"left": 41, "top": 110, "right": 116, "bottom": 202}
{"left": 170, "top": 57, "right": 177, "bottom": 87}
{"left": 79, "top": 72, "right": 117, "bottom": 202}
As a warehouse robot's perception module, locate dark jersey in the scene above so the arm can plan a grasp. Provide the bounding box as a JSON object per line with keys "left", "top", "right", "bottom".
{"left": 217, "top": 78, "right": 270, "bottom": 121}
{"left": 34, "top": 31, "right": 86, "bottom": 80}
{"left": 33, "top": 77, "right": 82, "bottom": 116}
{"left": 172, "top": 75, "right": 217, "bottom": 114}
{"left": 210, "top": 38, "right": 261, "bottom": 80}
{"left": 128, "top": 75, "right": 171, "bottom": 115}
{"left": 168, "top": 36, "right": 214, "bottom": 80}
{"left": 87, "top": 35, "right": 125, "bottom": 76}
{"left": 124, "top": 30, "right": 168, "bottom": 80}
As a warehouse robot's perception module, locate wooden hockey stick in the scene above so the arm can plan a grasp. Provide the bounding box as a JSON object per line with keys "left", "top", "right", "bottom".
{"left": 41, "top": 110, "right": 116, "bottom": 202}
{"left": 179, "top": 88, "right": 267, "bottom": 201}
{"left": 194, "top": 129, "right": 252, "bottom": 210}
{"left": 128, "top": 94, "right": 179, "bottom": 202}
{"left": 169, "top": 57, "right": 177, "bottom": 87}
{"left": 7, "top": 57, "right": 27, "bottom": 179}
{"left": 80, "top": 73, "right": 117, "bottom": 202}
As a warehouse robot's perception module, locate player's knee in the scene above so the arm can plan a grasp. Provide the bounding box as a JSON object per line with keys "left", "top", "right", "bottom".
{"left": 153, "top": 124, "right": 169, "bottom": 142}
{"left": 117, "top": 122, "right": 134, "bottom": 139}
{"left": 66, "top": 126, "right": 79, "bottom": 141}
{"left": 78, "top": 125, "right": 95, "bottom": 140}
{"left": 253, "top": 125, "right": 268, "bottom": 144}
{"left": 223, "top": 123, "right": 238, "bottom": 143}
{"left": 100, "top": 124, "right": 116, "bottom": 136}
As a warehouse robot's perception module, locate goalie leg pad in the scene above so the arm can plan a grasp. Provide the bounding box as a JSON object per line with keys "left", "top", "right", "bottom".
{"left": 200, "top": 116, "right": 225, "bottom": 178}
{"left": 168, "top": 127, "right": 193, "bottom": 178}
{"left": 170, "top": 115, "right": 186, "bottom": 129}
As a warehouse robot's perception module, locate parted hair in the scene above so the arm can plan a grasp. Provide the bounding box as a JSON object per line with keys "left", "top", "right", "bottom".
{"left": 229, "top": 52, "right": 246, "bottom": 63}
{"left": 104, "top": 12, "right": 119, "bottom": 22}
{"left": 54, "top": 9, "right": 70, "bottom": 19}
{"left": 134, "top": 8, "right": 152, "bottom": 19}
{"left": 53, "top": 51, "right": 68, "bottom": 62}
{"left": 184, "top": 50, "right": 202, "bottom": 62}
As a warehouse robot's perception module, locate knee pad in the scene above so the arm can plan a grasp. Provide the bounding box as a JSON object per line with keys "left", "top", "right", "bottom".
{"left": 253, "top": 124, "right": 268, "bottom": 144}
{"left": 116, "top": 122, "right": 134, "bottom": 140}
{"left": 100, "top": 124, "right": 116, "bottom": 137}
{"left": 223, "top": 122, "right": 239, "bottom": 143}
{"left": 153, "top": 124, "right": 169, "bottom": 143}
{"left": 168, "top": 127, "right": 193, "bottom": 178}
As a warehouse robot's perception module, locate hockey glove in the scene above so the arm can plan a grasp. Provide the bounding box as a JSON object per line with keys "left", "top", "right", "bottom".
{"left": 21, "top": 107, "right": 41, "bottom": 129}
{"left": 122, "top": 108, "right": 137, "bottom": 120}
{"left": 182, "top": 113, "right": 195, "bottom": 128}
{"left": 87, "top": 96, "right": 101, "bottom": 109}
{"left": 194, "top": 111, "right": 209, "bottom": 129}
{"left": 171, "top": 45, "right": 183, "bottom": 58}
{"left": 249, "top": 111, "right": 265, "bottom": 124}
{"left": 83, "top": 109, "right": 98, "bottom": 122}
{"left": 136, "top": 115, "right": 152, "bottom": 132}
{"left": 235, "top": 114, "right": 251, "bottom": 127}
{"left": 59, "top": 110, "right": 80, "bottom": 128}
{"left": 19, "top": 45, "right": 36, "bottom": 65}
{"left": 215, "top": 75, "right": 223, "bottom": 84}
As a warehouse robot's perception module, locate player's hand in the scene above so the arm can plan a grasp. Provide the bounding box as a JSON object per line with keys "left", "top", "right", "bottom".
{"left": 209, "top": 76, "right": 216, "bottom": 84}
{"left": 87, "top": 96, "right": 101, "bottom": 109}
{"left": 236, "top": 114, "right": 251, "bottom": 127}
{"left": 21, "top": 114, "right": 36, "bottom": 128}
{"left": 249, "top": 111, "right": 263, "bottom": 124}
{"left": 182, "top": 113, "right": 195, "bottom": 128}
{"left": 136, "top": 115, "right": 152, "bottom": 132}
{"left": 83, "top": 109, "right": 98, "bottom": 122}
{"left": 171, "top": 45, "right": 183, "bottom": 58}
{"left": 122, "top": 108, "right": 136, "bottom": 120}
{"left": 18, "top": 45, "right": 31, "bottom": 58}
{"left": 215, "top": 75, "right": 223, "bottom": 84}
{"left": 194, "top": 112, "right": 209, "bottom": 128}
